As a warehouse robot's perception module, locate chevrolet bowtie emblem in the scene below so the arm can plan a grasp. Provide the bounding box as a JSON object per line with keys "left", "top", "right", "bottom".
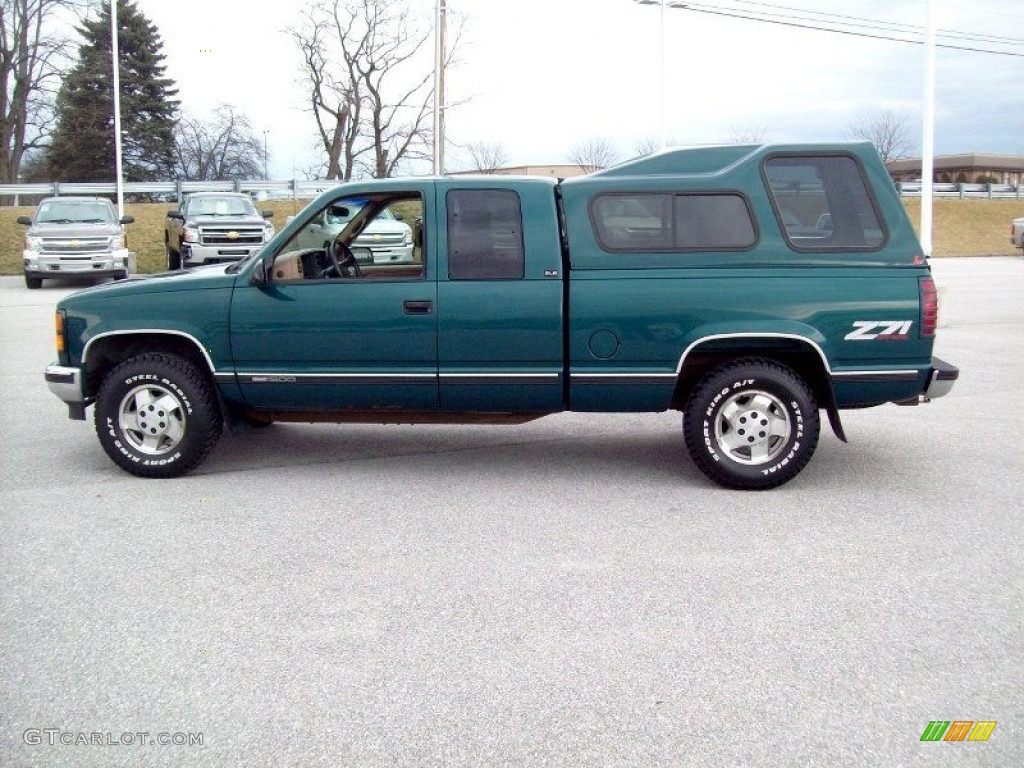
{"left": 373, "top": 234, "right": 382, "bottom": 241}
{"left": 227, "top": 231, "right": 240, "bottom": 240}
{"left": 69, "top": 240, "right": 82, "bottom": 248}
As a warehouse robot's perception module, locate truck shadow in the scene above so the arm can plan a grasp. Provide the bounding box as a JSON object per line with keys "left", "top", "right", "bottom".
{"left": 201, "top": 417, "right": 702, "bottom": 484}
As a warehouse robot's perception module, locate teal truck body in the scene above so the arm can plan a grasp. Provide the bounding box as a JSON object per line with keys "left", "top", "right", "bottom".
{"left": 45, "top": 143, "right": 958, "bottom": 489}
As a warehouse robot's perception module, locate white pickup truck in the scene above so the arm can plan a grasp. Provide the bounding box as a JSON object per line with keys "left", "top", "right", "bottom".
{"left": 1012, "top": 216, "right": 1024, "bottom": 249}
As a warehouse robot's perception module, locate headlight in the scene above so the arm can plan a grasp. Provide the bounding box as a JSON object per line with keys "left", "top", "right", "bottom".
{"left": 25, "top": 235, "right": 43, "bottom": 251}
{"left": 403, "top": 229, "right": 413, "bottom": 246}
{"left": 110, "top": 233, "right": 125, "bottom": 249}
{"left": 183, "top": 226, "right": 200, "bottom": 243}
{"left": 263, "top": 225, "right": 275, "bottom": 243}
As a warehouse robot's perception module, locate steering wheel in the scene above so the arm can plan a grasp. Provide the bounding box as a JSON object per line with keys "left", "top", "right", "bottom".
{"left": 321, "top": 235, "right": 363, "bottom": 279}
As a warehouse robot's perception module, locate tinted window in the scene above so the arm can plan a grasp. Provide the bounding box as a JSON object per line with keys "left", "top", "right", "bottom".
{"left": 447, "top": 189, "right": 524, "bottom": 280}
{"left": 592, "top": 193, "right": 756, "bottom": 251}
{"left": 765, "top": 155, "right": 885, "bottom": 250}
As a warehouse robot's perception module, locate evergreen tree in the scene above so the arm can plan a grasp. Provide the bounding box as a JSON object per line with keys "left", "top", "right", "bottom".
{"left": 48, "top": 0, "right": 178, "bottom": 182}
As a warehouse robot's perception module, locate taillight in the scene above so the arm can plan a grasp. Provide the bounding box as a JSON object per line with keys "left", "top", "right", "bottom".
{"left": 55, "top": 311, "right": 65, "bottom": 353}
{"left": 919, "top": 277, "right": 938, "bottom": 337}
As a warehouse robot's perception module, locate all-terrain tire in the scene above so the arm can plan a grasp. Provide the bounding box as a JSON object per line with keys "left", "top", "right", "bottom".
{"left": 683, "top": 358, "right": 820, "bottom": 490}
{"left": 95, "top": 353, "right": 222, "bottom": 478}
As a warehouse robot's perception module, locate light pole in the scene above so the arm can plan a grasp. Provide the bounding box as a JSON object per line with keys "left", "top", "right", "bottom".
{"left": 263, "top": 130, "right": 270, "bottom": 181}
{"left": 920, "top": 0, "right": 936, "bottom": 257}
{"left": 633, "top": 0, "right": 670, "bottom": 149}
{"left": 433, "top": 0, "right": 447, "bottom": 175}
{"left": 111, "top": 0, "right": 125, "bottom": 216}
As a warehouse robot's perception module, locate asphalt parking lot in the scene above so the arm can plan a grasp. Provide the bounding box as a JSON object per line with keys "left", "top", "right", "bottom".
{"left": 1, "top": 258, "right": 1021, "bottom": 767}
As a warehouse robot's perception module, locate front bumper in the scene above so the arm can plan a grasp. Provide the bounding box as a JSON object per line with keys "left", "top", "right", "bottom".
{"left": 45, "top": 363, "right": 87, "bottom": 420}
{"left": 182, "top": 242, "right": 264, "bottom": 265}
{"left": 25, "top": 249, "right": 135, "bottom": 277}
{"left": 351, "top": 244, "right": 415, "bottom": 265}
{"left": 924, "top": 356, "right": 959, "bottom": 399}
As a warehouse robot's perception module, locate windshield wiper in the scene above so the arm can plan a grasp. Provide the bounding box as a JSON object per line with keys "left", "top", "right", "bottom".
{"left": 40, "top": 218, "right": 72, "bottom": 224}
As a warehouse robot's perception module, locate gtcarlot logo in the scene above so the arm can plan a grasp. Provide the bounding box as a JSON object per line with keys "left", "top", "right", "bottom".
{"left": 23, "top": 728, "right": 203, "bottom": 747}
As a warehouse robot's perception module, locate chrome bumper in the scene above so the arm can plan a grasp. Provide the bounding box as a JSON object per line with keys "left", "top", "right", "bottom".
{"left": 924, "top": 356, "right": 959, "bottom": 400}
{"left": 45, "top": 363, "right": 87, "bottom": 420}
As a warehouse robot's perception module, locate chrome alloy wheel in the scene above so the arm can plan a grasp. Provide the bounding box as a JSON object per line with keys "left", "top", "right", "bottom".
{"left": 117, "top": 384, "right": 187, "bottom": 455}
{"left": 712, "top": 389, "right": 792, "bottom": 466}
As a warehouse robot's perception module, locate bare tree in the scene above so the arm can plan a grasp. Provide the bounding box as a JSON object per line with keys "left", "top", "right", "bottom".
{"left": 848, "top": 110, "right": 911, "bottom": 163}
{"left": 726, "top": 126, "right": 768, "bottom": 144}
{"left": 173, "top": 104, "right": 265, "bottom": 181}
{"left": 464, "top": 141, "right": 507, "bottom": 173}
{"left": 291, "top": 0, "right": 459, "bottom": 179}
{"left": 634, "top": 136, "right": 661, "bottom": 157}
{"left": 569, "top": 138, "right": 619, "bottom": 174}
{"left": 0, "top": 0, "right": 82, "bottom": 185}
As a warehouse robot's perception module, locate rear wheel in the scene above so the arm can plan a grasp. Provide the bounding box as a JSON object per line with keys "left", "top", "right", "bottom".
{"left": 24, "top": 274, "right": 42, "bottom": 289}
{"left": 95, "top": 353, "right": 222, "bottom": 478}
{"left": 683, "top": 359, "right": 819, "bottom": 490}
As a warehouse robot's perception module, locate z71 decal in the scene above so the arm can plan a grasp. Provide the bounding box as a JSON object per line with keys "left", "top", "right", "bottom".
{"left": 844, "top": 320, "right": 914, "bottom": 341}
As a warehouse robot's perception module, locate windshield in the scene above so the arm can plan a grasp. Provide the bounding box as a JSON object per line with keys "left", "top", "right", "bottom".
{"left": 187, "top": 196, "right": 258, "bottom": 216}
{"left": 36, "top": 200, "right": 116, "bottom": 224}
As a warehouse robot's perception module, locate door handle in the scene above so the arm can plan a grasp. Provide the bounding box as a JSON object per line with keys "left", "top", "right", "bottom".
{"left": 403, "top": 300, "right": 433, "bottom": 315}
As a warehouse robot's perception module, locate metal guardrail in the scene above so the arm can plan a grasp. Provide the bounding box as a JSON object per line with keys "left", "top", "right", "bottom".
{"left": 895, "top": 181, "right": 1022, "bottom": 199}
{"left": 0, "top": 179, "right": 344, "bottom": 202}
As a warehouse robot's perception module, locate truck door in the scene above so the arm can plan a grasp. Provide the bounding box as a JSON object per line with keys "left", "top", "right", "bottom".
{"left": 436, "top": 181, "right": 564, "bottom": 412}
{"left": 229, "top": 186, "right": 437, "bottom": 411}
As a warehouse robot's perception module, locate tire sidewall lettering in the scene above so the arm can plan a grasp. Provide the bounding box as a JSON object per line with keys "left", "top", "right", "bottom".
{"left": 701, "top": 376, "right": 802, "bottom": 476}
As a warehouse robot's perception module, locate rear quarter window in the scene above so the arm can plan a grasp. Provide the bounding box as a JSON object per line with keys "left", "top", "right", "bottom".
{"left": 591, "top": 193, "right": 757, "bottom": 252}
{"left": 764, "top": 154, "right": 886, "bottom": 251}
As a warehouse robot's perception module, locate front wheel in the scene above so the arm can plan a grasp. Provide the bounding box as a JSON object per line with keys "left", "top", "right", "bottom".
{"left": 95, "top": 353, "right": 222, "bottom": 478}
{"left": 683, "top": 359, "right": 820, "bottom": 490}
{"left": 25, "top": 274, "right": 42, "bottom": 289}
{"left": 166, "top": 245, "right": 181, "bottom": 271}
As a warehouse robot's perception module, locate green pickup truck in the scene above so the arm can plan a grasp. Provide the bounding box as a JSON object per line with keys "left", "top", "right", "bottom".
{"left": 44, "top": 143, "right": 958, "bottom": 489}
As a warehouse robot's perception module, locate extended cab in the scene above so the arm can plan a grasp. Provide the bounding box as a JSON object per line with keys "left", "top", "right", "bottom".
{"left": 45, "top": 143, "right": 958, "bottom": 489}
{"left": 164, "top": 192, "right": 274, "bottom": 270}
{"left": 18, "top": 197, "right": 135, "bottom": 289}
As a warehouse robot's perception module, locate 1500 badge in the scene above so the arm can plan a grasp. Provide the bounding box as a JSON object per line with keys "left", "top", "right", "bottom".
{"left": 844, "top": 320, "right": 914, "bottom": 341}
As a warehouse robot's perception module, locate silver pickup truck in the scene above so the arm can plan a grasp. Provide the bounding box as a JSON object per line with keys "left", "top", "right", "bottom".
{"left": 18, "top": 197, "right": 135, "bottom": 289}
{"left": 165, "top": 192, "right": 275, "bottom": 270}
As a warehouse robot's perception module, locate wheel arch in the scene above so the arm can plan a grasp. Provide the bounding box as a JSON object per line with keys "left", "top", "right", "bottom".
{"left": 670, "top": 332, "right": 846, "bottom": 441}
{"left": 82, "top": 330, "right": 215, "bottom": 400}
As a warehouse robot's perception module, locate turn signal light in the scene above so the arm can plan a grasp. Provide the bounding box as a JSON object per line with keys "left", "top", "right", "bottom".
{"left": 55, "top": 311, "right": 65, "bottom": 353}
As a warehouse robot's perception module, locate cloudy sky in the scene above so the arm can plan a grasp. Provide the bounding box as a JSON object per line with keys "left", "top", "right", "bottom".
{"left": 133, "top": 0, "right": 1024, "bottom": 177}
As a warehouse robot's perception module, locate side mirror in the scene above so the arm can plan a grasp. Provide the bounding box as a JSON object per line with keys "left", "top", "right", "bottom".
{"left": 249, "top": 257, "right": 269, "bottom": 286}
{"left": 393, "top": 213, "right": 404, "bottom": 221}
{"left": 328, "top": 204, "right": 350, "bottom": 218}
{"left": 167, "top": 210, "right": 183, "bottom": 220}
{"left": 119, "top": 215, "right": 135, "bottom": 224}
{"left": 16, "top": 216, "right": 32, "bottom": 226}
{"left": 261, "top": 210, "right": 274, "bottom": 219}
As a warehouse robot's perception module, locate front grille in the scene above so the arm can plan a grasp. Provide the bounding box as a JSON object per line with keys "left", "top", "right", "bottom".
{"left": 40, "top": 237, "right": 109, "bottom": 254}
{"left": 200, "top": 227, "right": 263, "bottom": 246}
{"left": 354, "top": 233, "right": 405, "bottom": 247}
